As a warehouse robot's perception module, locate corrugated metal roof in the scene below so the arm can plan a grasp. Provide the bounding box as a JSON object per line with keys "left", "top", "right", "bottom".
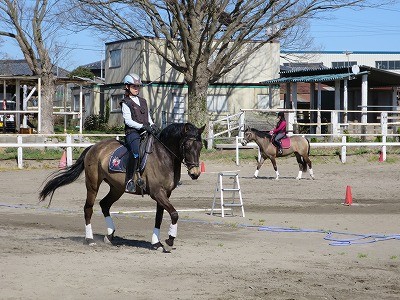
{"left": 262, "top": 71, "right": 369, "bottom": 84}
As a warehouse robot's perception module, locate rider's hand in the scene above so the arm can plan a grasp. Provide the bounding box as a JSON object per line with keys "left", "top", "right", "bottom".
{"left": 150, "top": 124, "right": 160, "bottom": 134}
{"left": 143, "top": 124, "right": 152, "bottom": 133}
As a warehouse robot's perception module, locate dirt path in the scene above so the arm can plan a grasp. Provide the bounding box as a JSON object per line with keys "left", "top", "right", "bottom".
{"left": 0, "top": 155, "right": 399, "bottom": 299}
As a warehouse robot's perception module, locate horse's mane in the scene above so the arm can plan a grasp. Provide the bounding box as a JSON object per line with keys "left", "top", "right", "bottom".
{"left": 251, "top": 127, "right": 271, "bottom": 139}
{"left": 159, "top": 123, "right": 200, "bottom": 144}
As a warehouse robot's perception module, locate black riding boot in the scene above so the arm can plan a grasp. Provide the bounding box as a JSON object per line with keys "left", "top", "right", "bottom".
{"left": 277, "top": 143, "right": 283, "bottom": 155}
{"left": 125, "top": 157, "right": 138, "bottom": 193}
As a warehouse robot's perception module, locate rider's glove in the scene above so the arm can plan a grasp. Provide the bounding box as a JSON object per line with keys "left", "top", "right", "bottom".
{"left": 150, "top": 124, "right": 160, "bottom": 134}
{"left": 143, "top": 124, "right": 152, "bottom": 133}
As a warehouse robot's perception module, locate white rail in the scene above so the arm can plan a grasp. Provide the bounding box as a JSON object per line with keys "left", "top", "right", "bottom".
{"left": 0, "top": 134, "right": 122, "bottom": 169}
{"left": 235, "top": 136, "right": 400, "bottom": 165}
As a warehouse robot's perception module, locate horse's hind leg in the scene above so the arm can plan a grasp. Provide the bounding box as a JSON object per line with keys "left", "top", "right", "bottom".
{"left": 294, "top": 152, "right": 306, "bottom": 180}
{"left": 84, "top": 181, "right": 100, "bottom": 245}
{"left": 303, "top": 155, "right": 315, "bottom": 179}
{"left": 100, "top": 186, "right": 124, "bottom": 244}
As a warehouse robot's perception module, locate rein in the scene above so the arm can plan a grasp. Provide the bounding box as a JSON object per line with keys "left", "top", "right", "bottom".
{"left": 151, "top": 133, "right": 199, "bottom": 170}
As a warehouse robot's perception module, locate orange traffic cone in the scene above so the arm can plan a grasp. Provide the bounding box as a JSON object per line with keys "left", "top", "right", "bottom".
{"left": 379, "top": 151, "right": 383, "bottom": 162}
{"left": 200, "top": 161, "right": 205, "bottom": 173}
{"left": 343, "top": 185, "right": 353, "bottom": 206}
{"left": 58, "top": 150, "right": 67, "bottom": 169}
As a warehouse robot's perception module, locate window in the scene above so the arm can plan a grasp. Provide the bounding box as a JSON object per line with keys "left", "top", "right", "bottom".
{"left": 74, "top": 93, "right": 89, "bottom": 112}
{"left": 109, "top": 49, "right": 121, "bottom": 68}
{"left": 332, "top": 61, "right": 357, "bottom": 68}
{"left": 376, "top": 60, "right": 400, "bottom": 70}
{"left": 207, "top": 95, "right": 228, "bottom": 113}
{"left": 111, "top": 94, "right": 124, "bottom": 112}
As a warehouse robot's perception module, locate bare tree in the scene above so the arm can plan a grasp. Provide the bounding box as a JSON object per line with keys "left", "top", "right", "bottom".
{"left": 0, "top": 0, "right": 66, "bottom": 133}
{"left": 72, "top": 0, "right": 392, "bottom": 127}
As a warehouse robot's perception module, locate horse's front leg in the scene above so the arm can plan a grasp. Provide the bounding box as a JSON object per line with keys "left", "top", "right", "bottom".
{"left": 270, "top": 157, "right": 279, "bottom": 180}
{"left": 151, "top": 202, "right": 165, "bottom": 251}
{"left": 254, "top": 157, "right": 265, "bottom": 178}
{"left": 152, "top": 191, "right": 178, "bottom": 253}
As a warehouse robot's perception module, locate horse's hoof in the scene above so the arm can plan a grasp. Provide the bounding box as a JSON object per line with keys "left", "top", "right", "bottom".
{"left": 104, "top": 231, "right": 115, "bottom": 244}
{"left": 275, "top": 177, "right": 279, "bottom": 180}
{"left": 151, "top": 242, "right": 165, "bottom": 252}
{"left": 163, "top": 243, "right": 172, "bottom": 253}
{"left": 311, "top": 176, "right": 315, "bottom": 180}
{"left": 85, "top": 238, "right": 96, "bottom": 246}
{"left": 163, "top": 238, "right": 175, "bottom": 253}
{"left": 296, "top": 177, "right": 301, "bottom": 180}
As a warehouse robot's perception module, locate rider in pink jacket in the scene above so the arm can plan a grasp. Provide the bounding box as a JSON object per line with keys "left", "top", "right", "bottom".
{"left": 270, "top": 111, "right": 287, "bottom": 155}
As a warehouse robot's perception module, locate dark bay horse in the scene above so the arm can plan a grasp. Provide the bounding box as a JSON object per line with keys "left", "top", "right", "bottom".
{"left": 241, "top": 127, "right": 315, "bottom": 180}
{"left": 39, "top": 123, "right": 205, "bottom": 252}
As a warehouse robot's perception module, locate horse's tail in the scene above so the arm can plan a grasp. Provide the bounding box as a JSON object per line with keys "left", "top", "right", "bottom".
{"left": 39, "top": 146, "right": 92, "bottom": 204}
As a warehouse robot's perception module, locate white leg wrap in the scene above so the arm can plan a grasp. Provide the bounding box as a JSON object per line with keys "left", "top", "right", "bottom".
{"left": 152, "top": 228, "right": 160, "bottom": 244}
{"left": 254, "top": 169, "right": 259, "bottom": 177}
{"left": 85, "top": 224, "right": 93, "bottom": 239}
{"left": 309, "top": 168, "right": 315, "bottom": 179}
{"left": 275, "top": 170, "right": 279, "bottom": 180}
{"left": 297, "top": 170, "right": 302, "bottom": 180}
{"left": 168, "top": 223, "right": 178, "bottom": 238}
{"left": 105, "top": 216, "right": 115, "bottom": 235}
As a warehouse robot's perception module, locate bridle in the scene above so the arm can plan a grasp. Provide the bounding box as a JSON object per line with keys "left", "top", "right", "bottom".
{"left": 179, "top": 136, "right": 200, "bottom": 170}
{"left": 151, "top": 132, "right": 200, "bottom": 170}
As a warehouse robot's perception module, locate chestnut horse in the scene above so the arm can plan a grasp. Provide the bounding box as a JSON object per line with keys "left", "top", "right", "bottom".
{"left": 39, "top": 123, "right": 205, "bottom": 252}
{"left": 241, "top": 127, "right": 315, "bottom": 180}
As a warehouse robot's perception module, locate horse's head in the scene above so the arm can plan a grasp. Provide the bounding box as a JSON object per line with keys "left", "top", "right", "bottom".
{"left": 181, "top": 123, "right": 205, "bottom": 180}
{"left": 241, "top": 126, "right": 256, "bottom": 146}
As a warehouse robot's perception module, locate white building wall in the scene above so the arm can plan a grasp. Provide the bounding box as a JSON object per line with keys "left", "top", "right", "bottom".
{"left": 281, "top": 51, "right": 400, "bottom": 74}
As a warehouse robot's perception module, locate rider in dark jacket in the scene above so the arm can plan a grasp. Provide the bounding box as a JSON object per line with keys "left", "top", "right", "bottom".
{"left": 270, "top": 111, "right": 287, "bottom": 155}
{"left": 120, "top": 73, "right": 156, "bottom": 193}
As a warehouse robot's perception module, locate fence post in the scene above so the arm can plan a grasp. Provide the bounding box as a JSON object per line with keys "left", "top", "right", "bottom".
{"left": 236, "top": 136, "right": 239, "bottom": 166}
{"left": 381, "top": 112, "right": 387, "bottom": 161}
{"left": 17, "top": 135, "right": 23, "bottom": 169}
{"left": 331, "top": 111, "right": 339, "bottom": 138}
{"left": 66, "top": 134, "right": 73, "bottom": 166}
{"left": 341, "top": 135, "right": 346, "bottom": 163}
{"left": 239, "top": 112, "right": 245, "bottom": 138}
{"left": 207, "top": 120, "right": 214, "bottom": 150}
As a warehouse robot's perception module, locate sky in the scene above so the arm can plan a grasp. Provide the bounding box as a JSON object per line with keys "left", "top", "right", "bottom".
{"left": 1, "top": 2, "right": 399, "bottom": 71}
{"left": 308, "top": 3, "right": 400, "bottom": 52}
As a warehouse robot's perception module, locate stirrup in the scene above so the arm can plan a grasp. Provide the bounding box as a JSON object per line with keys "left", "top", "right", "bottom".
{"left": 125, "top": 179, "right": 136, "bottom": 193}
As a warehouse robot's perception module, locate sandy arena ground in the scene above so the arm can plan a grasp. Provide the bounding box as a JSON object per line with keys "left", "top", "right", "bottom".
{"left": 0, "top": 153, "right": 399, "bottom": 300}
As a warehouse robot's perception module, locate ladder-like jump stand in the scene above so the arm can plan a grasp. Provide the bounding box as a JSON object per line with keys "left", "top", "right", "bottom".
{"left": 211, "top": 172, "right": 245, "bottom": 217}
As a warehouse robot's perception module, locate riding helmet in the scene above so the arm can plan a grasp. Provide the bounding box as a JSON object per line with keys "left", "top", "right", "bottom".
{"left": 123, "top": 73, "right": 142, "bottom": 86}
{"left": 277, "top": 111, "right": 285, "bottom": 118}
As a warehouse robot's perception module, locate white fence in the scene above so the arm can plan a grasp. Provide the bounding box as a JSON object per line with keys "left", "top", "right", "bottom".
{"left": 0, "top": 134, "right": 123, "bottom": 169}
{"left": 207, "top": 109, "right": 400, "bottom": 165}
{"left": 2, "top": 108, "right": 400, "bottom": 168}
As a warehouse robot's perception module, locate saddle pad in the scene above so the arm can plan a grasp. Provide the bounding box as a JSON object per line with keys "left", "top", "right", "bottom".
{"left": 109, "top": 145, "right": 129, "bottom": 173}
{"left": 281, "top": 137, "right": 291, "bottom": 149}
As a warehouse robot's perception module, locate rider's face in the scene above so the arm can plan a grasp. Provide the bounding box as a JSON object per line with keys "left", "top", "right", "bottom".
{"left": 126, "top": 84, "right": 140, "bottom": 96}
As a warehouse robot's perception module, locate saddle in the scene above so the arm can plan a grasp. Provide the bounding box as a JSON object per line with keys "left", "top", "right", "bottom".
{"left": 271, "top": 135, "right": 291, "bottom": 149}
{"left": 108, "top": 133, "right": 154, "bottom": 173}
